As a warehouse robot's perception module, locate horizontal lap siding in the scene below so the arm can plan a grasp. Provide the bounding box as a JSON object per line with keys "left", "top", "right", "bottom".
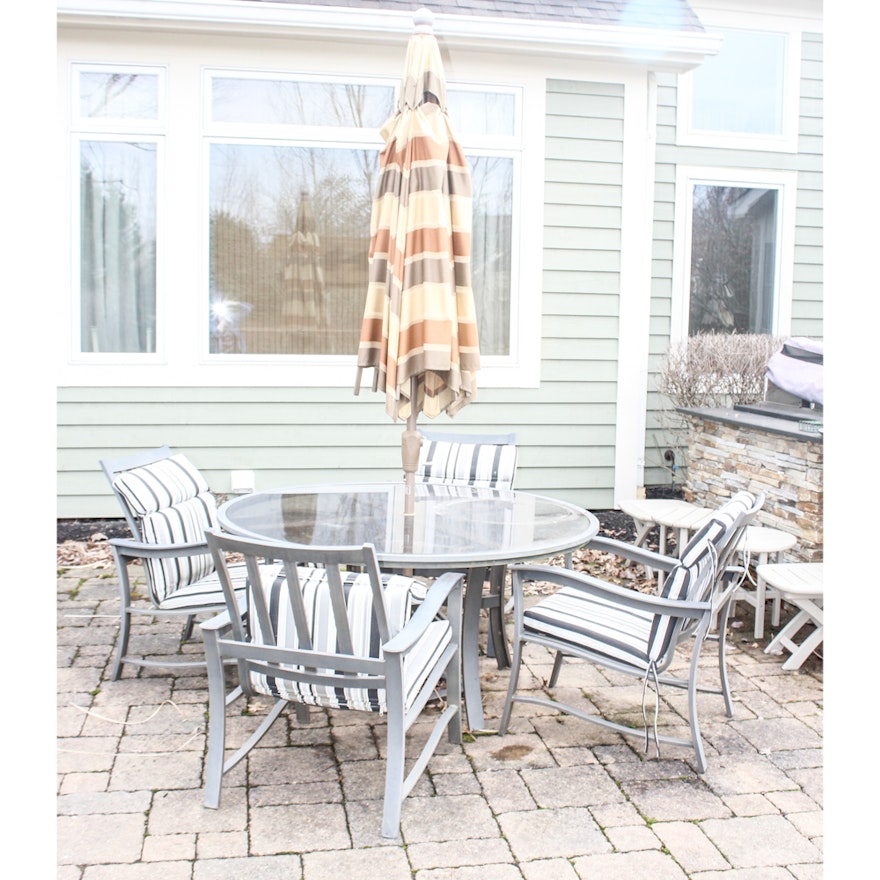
{"left": 643, "top": 31, "right": 823, "bottom": 488}
{"left": 540, "top": 79, "right": 624, "bottom": 505}
{"left": 792, "top": 32, "right": 823, "bottom": 338}
{"left": 58, "top": 79, "right": 626, "bottom": 519}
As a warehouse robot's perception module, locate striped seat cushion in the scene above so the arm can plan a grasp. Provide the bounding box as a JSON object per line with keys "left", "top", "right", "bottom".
{"left": 157, "top": 561, "right": 268, "bottom": 611}
{"left": 417, "top": 439, "right": 516, "bottom": 489}
{"left": 112, "top": 455, "right": 218, "bottom": 603}
{"left": 248, "top": 567, "right": 452, "bottom": 714}
{"left": 524, "top": 520, "right": 721, "bottom": 672}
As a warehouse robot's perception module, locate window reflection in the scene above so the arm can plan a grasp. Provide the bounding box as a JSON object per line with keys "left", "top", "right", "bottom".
{"left": 689, "top": 185, "right": 778, "bottom": 335}
{"left": 80, "top": 140, "right": 157, "bottom": 353}
{"left": 78, "top": 72, "right": 159, "bottom": 120}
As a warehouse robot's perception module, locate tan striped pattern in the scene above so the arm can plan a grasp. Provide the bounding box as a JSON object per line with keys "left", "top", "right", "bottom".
{"left": 356, "top": 29, "right": 480, "bottom": 421}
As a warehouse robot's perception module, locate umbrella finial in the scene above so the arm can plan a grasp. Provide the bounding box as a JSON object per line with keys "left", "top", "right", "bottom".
{"left": 413, "top": 7, "right": 434, "bottom": 34}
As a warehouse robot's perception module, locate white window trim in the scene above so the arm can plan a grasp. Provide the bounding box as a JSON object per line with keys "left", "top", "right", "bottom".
{"left": 60, "top": 50, "right": 543, "bottom": 389}
{"left": 71, "top": 61, "right": 167, "bottom": 131}
{"left": 676, "top": 18, "right": 803, "bottom": 154}
{"left": 69, "top": 62, "right": 167, "bottom": 364}
{"left": 70, "top": 131, "right": 166, "bottom": 364}
{"left": 200, "top": 66, "right": 533, "bottom": 386}
{"left": 670, "top": 165, "right": 798, "bottom": 345}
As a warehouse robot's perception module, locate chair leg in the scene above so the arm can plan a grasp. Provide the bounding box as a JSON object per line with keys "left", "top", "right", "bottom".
{"left": 381, "top": 693, "right": 407, "bottom": 839}
{"left": 182, "top": 615, "right": 196, "bottom": 641}
{"left": 203, "top": 629, "right": 228, "bottom": 809}
{"left": 715, "top": 598, "right": 735, "bottom": 717}
{"left": 548, "top": 651, "right": 564, "bottom": 688}
{"left": 686, "top": 624, "right": 710, "bottom": 773}
{"left": 111, "top": 552, "right": 133, "bottom": 680}
{"left": 498, "top": 628, "right": 525, "bottom": 735}
{"left": 485, "top": 566, "right": 510, "bottom": 670}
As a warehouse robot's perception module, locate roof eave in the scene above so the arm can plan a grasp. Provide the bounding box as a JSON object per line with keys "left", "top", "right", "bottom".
{"left": 57, "top": 0, "right": 721, "bottom": 72}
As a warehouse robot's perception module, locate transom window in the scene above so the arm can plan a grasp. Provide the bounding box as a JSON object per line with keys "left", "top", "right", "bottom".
{"left": 677, "top": 26, "right": 799, "bottom": 152}
{"left": 205, "top": 70, "right": 519, "bottom": 360}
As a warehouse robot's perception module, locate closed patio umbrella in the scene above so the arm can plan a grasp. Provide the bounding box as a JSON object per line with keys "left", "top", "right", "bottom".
{"left": 355, "top": 7, "right": 480, "bottom": 505}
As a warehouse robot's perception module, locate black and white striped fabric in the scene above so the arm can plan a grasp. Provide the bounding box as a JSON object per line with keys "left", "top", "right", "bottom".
{"left": 523, "top": 518, "right": 723, "bottom": 672}
{"left": 416, "top": 438, "right": 517, "bottom": 489}
{"left": 248, "top": 566, "right": 452, "bottom": 714}
{"left": 112, "top": 454, "right": 219, "bottom": 604}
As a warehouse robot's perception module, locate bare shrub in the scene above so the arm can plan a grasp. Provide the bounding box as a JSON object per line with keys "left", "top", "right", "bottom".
{"left": 658, "top": 333, "right": 784, "bottom": 409}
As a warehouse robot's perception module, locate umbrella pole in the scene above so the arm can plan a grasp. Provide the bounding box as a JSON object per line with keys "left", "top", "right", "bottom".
{"left": 401, "top": 375, "right": 421, "bottom": 569}
{"left": 402, "top": 375, "right": 421, "bottom": 515}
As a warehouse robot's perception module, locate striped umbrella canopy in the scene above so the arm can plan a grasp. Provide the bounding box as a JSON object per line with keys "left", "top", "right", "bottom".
{"left": 355, "top": 7, "right": 480, "bottom": 495}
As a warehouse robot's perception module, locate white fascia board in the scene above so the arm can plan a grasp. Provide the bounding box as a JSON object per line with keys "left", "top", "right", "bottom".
{"left": 57, "top": 0, "right": 722, "bottom": 71}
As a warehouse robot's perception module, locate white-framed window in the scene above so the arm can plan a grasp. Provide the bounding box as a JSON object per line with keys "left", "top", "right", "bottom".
{"left": 70, "top": 64, "right": 165, "bottom": 359}
{"left": 677, "top": 25, "right": 800, "bottom": 152}
{"left": 671, "top": 166, "right": 798, "bottom": 342}
{"left": 203, "top": 68, "right": 522, "bottom": 367}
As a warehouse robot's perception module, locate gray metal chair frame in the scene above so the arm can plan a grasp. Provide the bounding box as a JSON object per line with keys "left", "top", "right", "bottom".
{"left": 415, "top": 429, "right": 517, "bottom": 669}
{"left": 580, "top": 492, "right": 765, "bottom": 716}
{"left": 201, "top": 530, "right": 463, "bottom": 840}
{"left": 499, "top": 494, "right": 763, "bottom": 772}
{"left": 499, "top": 534, "right": 720, "bottom": 771}
{"left": 100, "top": 446, "right": 234, "bottom": 679}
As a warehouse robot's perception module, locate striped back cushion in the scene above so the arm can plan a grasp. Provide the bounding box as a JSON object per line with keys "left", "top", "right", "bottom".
{"left": 112, "top": 454, "right": 210, "bottom": 515}
{"left": 248, "top": 567, "right": 451, "bottom": 713}
{"left": 112, "top": 454, "right": 216, "bottom": 602}
{"left": 648, "top": 520, "right": 721, "bottom": 659}
{"left": 417, "top": 438, "right": 517, "bottom": 489}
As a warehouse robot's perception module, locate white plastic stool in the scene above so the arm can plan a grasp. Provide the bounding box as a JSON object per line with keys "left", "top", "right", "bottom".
{"left": 759, "top": 562, "right": 824, "bottom": 670}
{"left": 618, "top": 498, "right": 711, "bottom": 556}
{"left": 733, "top": 526, "right": 798, "bottom": 638}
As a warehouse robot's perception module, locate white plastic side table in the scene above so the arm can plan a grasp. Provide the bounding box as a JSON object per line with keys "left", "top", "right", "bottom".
{"left": 734, "top": 526, "right": 798, "bottom": 638}
{"left": 759, "top": 562, "right": 824, "bottom": 670}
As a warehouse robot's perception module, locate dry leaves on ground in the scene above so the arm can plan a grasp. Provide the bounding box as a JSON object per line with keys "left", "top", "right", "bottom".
{"left": 57, "top": 535, "right": 115, "bottom": 569}
{"left": 57, "top": 531, "right": 659, "bottom": 594}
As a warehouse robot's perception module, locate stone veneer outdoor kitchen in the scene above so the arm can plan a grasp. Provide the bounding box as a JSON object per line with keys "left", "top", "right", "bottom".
{"left": 678, "top": 405, "right": 823, "bottom": 563}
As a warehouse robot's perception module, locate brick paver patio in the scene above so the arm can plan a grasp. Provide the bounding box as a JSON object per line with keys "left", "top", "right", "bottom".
{"left": 57, "top": 560, "right": 823, "bottom": 878}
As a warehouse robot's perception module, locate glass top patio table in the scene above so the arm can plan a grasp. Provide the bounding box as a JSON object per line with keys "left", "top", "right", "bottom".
{"left": 217, "top": 482, "right": 599, "bottom": 571}
{"left": 217, "top": 482, "right": 599, "bottom": 730}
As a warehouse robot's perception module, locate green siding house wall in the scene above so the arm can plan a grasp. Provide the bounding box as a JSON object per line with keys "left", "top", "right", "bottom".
{"left": 55, "top": 1, "right": 823, "bottom": 520}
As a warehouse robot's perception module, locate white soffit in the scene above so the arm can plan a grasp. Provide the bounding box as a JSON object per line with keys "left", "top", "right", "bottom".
{"left": 57, "top": 0, "right": 722, "bottom": 71}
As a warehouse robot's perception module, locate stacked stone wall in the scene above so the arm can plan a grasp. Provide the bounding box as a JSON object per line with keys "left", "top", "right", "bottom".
{"left": 682, "top": 415, "right": 823, "bottom": 563}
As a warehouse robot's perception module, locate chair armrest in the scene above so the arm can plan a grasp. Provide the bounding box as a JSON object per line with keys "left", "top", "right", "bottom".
{"left": 110, "top": 536, "right": 210, "bottom": 560}
{"left": 511, "top": 563, "right": 710, "bottom": 619}
{"left": 384, "top": 571, "right": 464, "bottom": 655}
{"left": 584, "top": 536, "right": 677, "bottom": 572}
{"left": 199, "top": 608, "right": 233, "bottom": 635}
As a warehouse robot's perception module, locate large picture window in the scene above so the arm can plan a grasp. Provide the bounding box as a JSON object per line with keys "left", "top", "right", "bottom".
{"left": 205, "top": 72, "right": 517, "bottom": 360}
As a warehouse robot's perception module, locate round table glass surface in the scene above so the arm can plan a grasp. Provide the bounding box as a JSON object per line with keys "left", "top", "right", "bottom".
{"left": 218, "top": 482, "right": 598, "bottom": 569}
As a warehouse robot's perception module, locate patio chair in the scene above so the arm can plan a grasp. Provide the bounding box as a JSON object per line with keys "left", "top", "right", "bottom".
{"left": 415, "top": 429, "right": 517, "bottom": 668}
{"left": 500, "top": 505, "right": 755, "bottom": 772}
{"left": 416, "top": 430, "right": 518, "bottom": 489}
{"left": 99, "top": 445, "right": 270, "bottom": 680}
{"left": 581, "top": 491, "right": 765, "bottom": 715}
{"left": 200, "top": 530, "right": 463, "bottom": 840}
